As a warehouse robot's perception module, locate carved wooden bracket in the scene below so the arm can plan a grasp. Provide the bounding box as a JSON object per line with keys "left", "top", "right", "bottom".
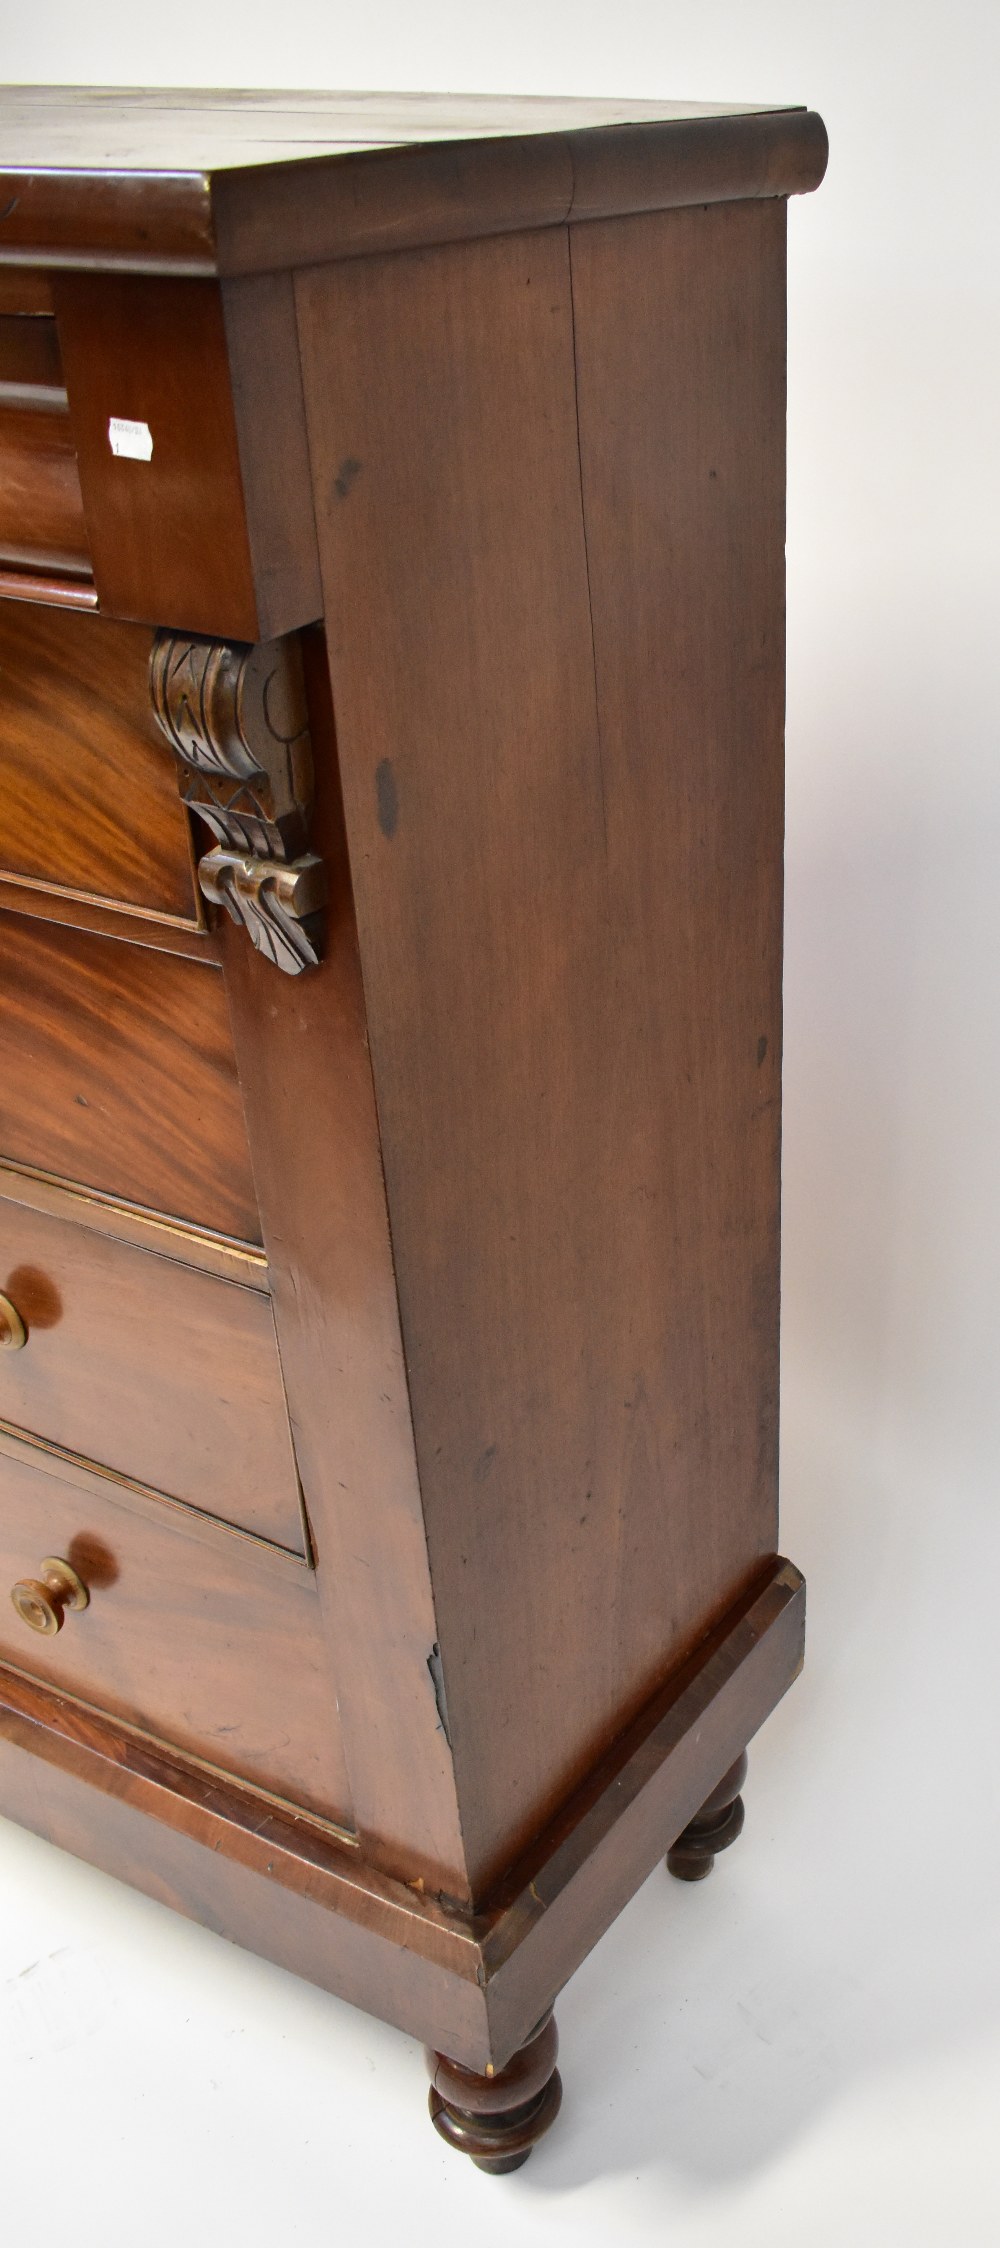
{"left": 149, "top": 630, "right": 326, "bottom": 975}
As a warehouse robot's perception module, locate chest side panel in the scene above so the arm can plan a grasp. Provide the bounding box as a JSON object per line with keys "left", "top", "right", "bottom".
{"left": 296, "top": 205, "right": 787, "bottom": 1896}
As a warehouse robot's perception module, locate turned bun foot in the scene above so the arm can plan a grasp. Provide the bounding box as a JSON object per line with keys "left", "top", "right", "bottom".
{"left": 667, "top": 1750, "right": 749, "bottom": 1881}
{"left": 426, "top": 2009, "right": 562, "bottom": 2173}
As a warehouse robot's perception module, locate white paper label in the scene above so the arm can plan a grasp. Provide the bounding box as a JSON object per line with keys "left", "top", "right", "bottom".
{"left": 108, "top": 416, "right": 153, "bottom": 461}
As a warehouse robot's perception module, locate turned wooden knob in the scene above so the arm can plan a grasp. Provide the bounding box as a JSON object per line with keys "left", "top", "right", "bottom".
{"left": 0, "top": 1289, "right": 27, "bottom": 1349}
{"left": 10, "top": 1557, "right": 90, "bottom": 1637}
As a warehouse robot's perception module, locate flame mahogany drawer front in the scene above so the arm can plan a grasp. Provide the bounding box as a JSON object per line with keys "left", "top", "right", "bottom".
{"left": 0, "top": 1446, "right": 352, "bottom": 1825}
{"left": 0, "top": 89, "right": 827, "bottom": 2177}
{"left": 0, "top": 1197, "right": 305, "bottom": 1552}
{"left": 0, "top": 602, "right": 200, "bottom": 922}
{"left": 0, "top": 909, "right": 261, "bottom": 1242}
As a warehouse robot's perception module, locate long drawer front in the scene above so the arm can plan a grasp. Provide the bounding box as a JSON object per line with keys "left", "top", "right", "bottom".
{"left": 0, "top": 1446, "right": 351, "bottom": 1827}
{"left": 0, "top": 602, "right": 200, "bottom": 922}
{"left": 0, "top": 909, "right": 261, "bottom": 1242}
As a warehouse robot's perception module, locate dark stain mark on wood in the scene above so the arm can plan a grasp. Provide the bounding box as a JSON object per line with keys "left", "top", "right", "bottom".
{"left": 757, "top": 1036, "right": 768, "bottom": 1065}
{"left": 333, "top": 456, "right": 362, "bottom": 500}
{"left": 376, "top": 757, "right": 399, "bottom": 839}
{"left": 475, "top": 1444, "right": 497, "bottom": 1483}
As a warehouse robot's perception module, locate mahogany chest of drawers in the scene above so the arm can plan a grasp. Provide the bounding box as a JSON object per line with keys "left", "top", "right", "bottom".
{"left": 0, "top": 88, "right": 826, "bottom": 2172}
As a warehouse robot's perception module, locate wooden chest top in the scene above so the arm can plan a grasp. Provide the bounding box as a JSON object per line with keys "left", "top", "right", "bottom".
{"left": 0, "top": 87, "right": 827, "bottom": 274}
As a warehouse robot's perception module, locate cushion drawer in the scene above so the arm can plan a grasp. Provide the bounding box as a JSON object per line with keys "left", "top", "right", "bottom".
{"left": 0, "top": 910, "right": 260, "bottom": 1241}
{"left": 0, "top": 1447, "right": 351, "bottom": 1826}
{"left": 0, "top": 601, "right": 200, "bottom": 922}
{"left": 0, "top": 1197, "right": 303, "bottom": 1552}
{"left": 52, "top": 272, "right": 320, "bottom": 640}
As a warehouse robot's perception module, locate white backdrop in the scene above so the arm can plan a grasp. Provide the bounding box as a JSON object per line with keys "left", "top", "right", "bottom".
{"left": 1, "top": 9, "right": 998, "bottom": 2244}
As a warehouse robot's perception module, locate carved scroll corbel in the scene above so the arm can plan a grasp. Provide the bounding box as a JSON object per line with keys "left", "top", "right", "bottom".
{"left": 149, "top": 630, "right": 326, "bottom": 975}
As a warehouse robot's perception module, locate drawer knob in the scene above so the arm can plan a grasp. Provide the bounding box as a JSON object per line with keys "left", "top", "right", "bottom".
{"left": 0, "top": 1290, "right": 27, "bottom": 1350}
{"left": 10, "top": 1557, "right": 90, "bottom": 1637}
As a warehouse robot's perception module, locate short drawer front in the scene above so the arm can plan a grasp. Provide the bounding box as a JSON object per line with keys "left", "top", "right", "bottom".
{"left": 0, "top": 910, "right": 261, "bottom": 1242}
{"left": 0, "top": 312, "right": 91, "bottom": 581}
{"left": 0, "top": 1447, "right": 352, "bottom": 1826}
{"left": 0, "top": 1198, "right": 304, "bottom": 1552}
{"left": 0, "top": 601, "right": 200, "bottom": 922}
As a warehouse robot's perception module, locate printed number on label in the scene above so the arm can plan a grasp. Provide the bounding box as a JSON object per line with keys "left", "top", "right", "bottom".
{"left": 108, "top": 417, "right": 153, "bottom": 461}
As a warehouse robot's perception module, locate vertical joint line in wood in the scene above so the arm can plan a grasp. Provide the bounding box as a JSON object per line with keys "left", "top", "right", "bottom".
{"left": 565, "top": 225, "right": 610, "bottom": 875}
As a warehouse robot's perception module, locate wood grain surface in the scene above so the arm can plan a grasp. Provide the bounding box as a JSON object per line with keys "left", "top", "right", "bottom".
{"left": 0, "top": 91, "right": 828, "bottom": 276}
{"left": 0, "top": 876, "right": 214, "bottom": 957}
{"left": 0, "top": 271, "right": 55, "bottom": 316}
{"left": 0, "top": 908, "right": 261, "bottom": 1240}
{"left": 0, "top": 1555, "right": 802, "bottom": 2069}
{"left": 0, "top": 566, "right": 97, "bottom": 609}
{"left": 219, "top": 269, "right": 323, "bottom": 636}
{"left": 0, "top": 601, "right": 200, "bottom": 921}
{"left": 0, "top": 399, "right": 90, "bottom": 576}
{"left": 215, "top": 108, "right": 828, "bottom": 279}
{"left": 0, "top": 1196, "right": 304, "bottom": 1550}
{"left": 217, "top": 627, "right": 469, "bottom": 1894}
{"left": 298, "top": 204, "right": 787, "bottom": 1897}
{"left": 0, "top": 1157, "right": 267, "bottom": 1288}
{"left": 54, "top": 273, "right": 260, "bottom": 638}
{"left": 0, "top": 310, "right": 64, "bottom": 390}
{"left": 0, "top": 1447, "right": 352, "bottom": 1822}
{"left": 0, "top": 1661, "right": 484, "bottom": 2059}
{"left": 478, "top": 1559, "right": 804, "bottom": 2056}
{"left": 53, "top": 273, "right": 320, "bottom": 639}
